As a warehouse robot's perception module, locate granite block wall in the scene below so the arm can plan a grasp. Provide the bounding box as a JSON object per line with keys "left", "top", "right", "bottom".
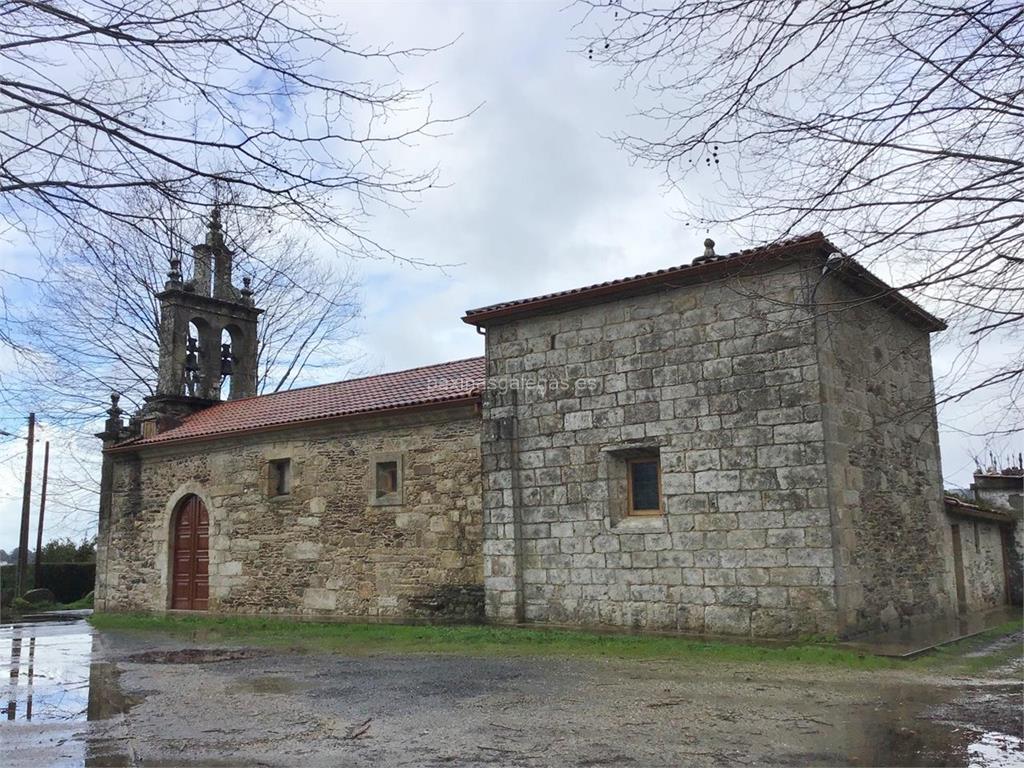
{"left": 481, "top": 261, "right": 842, "bottom": 637}
{"left": 96, "top": 406, "right": 483, "bottom": 620}
{"left": 815, "top": 280, "right": 955, "bottom": 636}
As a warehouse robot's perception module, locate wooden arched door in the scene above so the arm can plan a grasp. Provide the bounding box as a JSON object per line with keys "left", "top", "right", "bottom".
{"left": 171, "top": 495, "right": 209, "bottom": 610}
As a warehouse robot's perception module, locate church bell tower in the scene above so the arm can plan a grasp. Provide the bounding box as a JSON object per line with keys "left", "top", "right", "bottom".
{"left": 144, "top": 206, "right": 263, "bottom": 424}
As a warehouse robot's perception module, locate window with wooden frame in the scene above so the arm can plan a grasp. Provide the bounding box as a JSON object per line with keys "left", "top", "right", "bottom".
{"left": 626, "top": 457, "right": 662, "bottom": 516}
{"left": 268, "top": 458, "right": 292, "bottom": 497}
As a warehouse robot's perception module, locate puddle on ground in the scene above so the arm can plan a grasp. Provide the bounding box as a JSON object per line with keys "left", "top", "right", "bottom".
{"left": 968, "top": 731, "right": 1024, "bottom": 768}
{"left": 3, "top": 617, "right": 1020, "bottom": 767}
{"left": 1, "top": 618, "right": 136, "bottom": 723}
{"left": 845, "top": 606, "right": 1022, "bottom": 657}
{"left": 2, "top": 618, "right": 137, "bottom": 767}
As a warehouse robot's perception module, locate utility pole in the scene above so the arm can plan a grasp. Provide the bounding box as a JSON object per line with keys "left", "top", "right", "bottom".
{"left": 15, "top": 413, "right": 35, "bottom": 596}
{"left": 33, "top": 441, "right": 50, "bottom": 587}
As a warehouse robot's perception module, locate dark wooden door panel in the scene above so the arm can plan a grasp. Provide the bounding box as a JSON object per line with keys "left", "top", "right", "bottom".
{"left": 171, "top": 496, "right": 210, "bottom": 611}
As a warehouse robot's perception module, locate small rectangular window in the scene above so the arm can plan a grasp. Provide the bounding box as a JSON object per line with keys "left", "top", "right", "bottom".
{"left": 974, "top": 521, "right": 980, "bottom": 553}
{"left": 627, "top": 458, "right": 662, "bottom": 516}
{"left": 269, "top": 458, "right": 291, "bottom": 497}
{"left": 369, "top": 456, "right": 403, "bottom": 506}
{"left": 375, "top": 460, "right": 399, "bottom": 499}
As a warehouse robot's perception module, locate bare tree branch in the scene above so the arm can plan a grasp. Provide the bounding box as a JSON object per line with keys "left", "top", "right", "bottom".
{"left": 577, "top": 0, "right": 1023, "bottom": 439}
{"left": 0, "top": 0, "right": 461, "bottom": 266}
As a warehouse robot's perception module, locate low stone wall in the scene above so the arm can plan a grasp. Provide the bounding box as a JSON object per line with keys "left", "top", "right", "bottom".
{"left": 962, "top": 518, "right": 1010, "bottom": 609}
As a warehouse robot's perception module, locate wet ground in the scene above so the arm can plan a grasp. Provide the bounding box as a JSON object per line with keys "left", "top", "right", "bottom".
{"left": 842, "top": 606, "right": 1023, "bottom": 657}
{"left": 2, "top": 617, "right": 1022, "bottom": 767}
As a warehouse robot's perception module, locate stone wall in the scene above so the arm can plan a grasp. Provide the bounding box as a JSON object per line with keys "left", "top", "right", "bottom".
{"left": 96, "top": 406, "right": 483, "bottom": 621}
{"left": 815, "top": 280, "right": 954, "bottom": 636}
{"left": 481, "top": 259, "right": 841, "bottom": 637}
{"left": 946, "top": 514, "right": 1010, "bottom": 610}
{"left": 974, "top": 476, "right": 1024, "bottom": 605}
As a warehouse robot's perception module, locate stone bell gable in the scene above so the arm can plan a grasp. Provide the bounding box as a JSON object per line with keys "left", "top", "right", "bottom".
{"left": 145, "top": 205, "right": 262, "bottom": 433}
{"left": 463, "top": 233, "right": 955, "bottom": 639}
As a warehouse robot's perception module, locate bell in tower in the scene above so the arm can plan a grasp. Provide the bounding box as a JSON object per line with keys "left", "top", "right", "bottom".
{"left": 141, "top": 206, "right": 264, "bottom": 428}
{"left": 184, "top": 333, "right": 202, "bottom": 397}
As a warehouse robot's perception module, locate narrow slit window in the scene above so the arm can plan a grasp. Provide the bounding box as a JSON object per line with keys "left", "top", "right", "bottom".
{"left": 376, "top": 460, "right": 399, "bottom": 499}
{"left": 627, "top": 458, "right": 661, "bottom": 516}
{"left": 269, "top": 459, "right": 291, "bottom": 497}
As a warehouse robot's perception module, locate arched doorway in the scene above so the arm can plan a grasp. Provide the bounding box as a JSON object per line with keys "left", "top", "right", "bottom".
{"left": 171, "top": 495, "right": 209, "bottom": 610}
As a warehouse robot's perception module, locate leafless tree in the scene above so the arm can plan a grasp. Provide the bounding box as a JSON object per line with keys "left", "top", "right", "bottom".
{"left": 0, "top": 0, "right": 455, "bottom": 266}
{"left": 0, "top": 193, "right": 360, "bottom": 542}
{"left": 1, "top": 0, "right": 451, "bottom": 543}
{"left": 577, "top": 1, "right": 1023, "bottom": 435}
{"left": 11, "top": 192, "right": 360, "bottom": 423}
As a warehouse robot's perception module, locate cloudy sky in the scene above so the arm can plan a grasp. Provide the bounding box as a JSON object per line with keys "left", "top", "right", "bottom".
{"left": 0, "top": 0, "right": 1014, "bottom": 552}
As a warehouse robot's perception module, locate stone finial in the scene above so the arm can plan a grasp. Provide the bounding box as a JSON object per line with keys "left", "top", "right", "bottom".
{"left": 101, "top": 391, "right": 126, "bottom": 438}
{"left": 206, "top": 203, "right": 225, "bottom": 250}
{"left": 693, "top": 237, "right": 718, "bottom": 266}
{"left": 165, "top": 256, "right": 182, "bottom": 289}
{"left": 240, "top": 276, "right": 254, "bottom": 304}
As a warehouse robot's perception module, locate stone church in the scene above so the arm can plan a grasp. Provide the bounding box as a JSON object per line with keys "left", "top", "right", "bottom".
{"left": 96, "top": 210, "right": 962, "bottom": 638}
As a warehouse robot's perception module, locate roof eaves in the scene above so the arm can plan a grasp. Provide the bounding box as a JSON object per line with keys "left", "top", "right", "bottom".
{"left": 463, "top": 233, "right": 830, "bottom": 326}
{"left": 462, "top": 233, "right": 945, "bottom": 333}
{"left": 105, "top": 392, "right": 482, "bottom": 454}
{"left": 944, "top": 495, "right": 1014, "bottom": 524}
{"left": 835, "top": 258, "right": 946, "bottom": 332}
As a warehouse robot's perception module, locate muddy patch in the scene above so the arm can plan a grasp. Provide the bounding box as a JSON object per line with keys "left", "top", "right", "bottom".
{"left": 228, "top": 674, "right": 302, "bottom": 694}
{"left": 929, "top": 681, "right": 1022, "bottom": 739}
{"left": 123, "top": 647, "right": 265, "bottom": 664}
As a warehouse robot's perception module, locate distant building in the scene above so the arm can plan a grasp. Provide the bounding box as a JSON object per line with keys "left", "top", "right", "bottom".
{"left": 971, "top": 465, "right": 1023, "bottom": 515}
{"left": 97, "top": 220, "right": 966, "bottom": 638}
{"left": 947, "top": 463, "right": 1023, "bottom": 608}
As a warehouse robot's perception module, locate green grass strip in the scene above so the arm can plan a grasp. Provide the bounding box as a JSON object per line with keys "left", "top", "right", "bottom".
{"left": 90, "top": 612, "right": 905, "bottom": 669}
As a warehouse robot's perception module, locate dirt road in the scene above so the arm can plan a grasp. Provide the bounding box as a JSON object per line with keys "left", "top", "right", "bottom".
{"left": 3, "top": 618, "right": 1021, "bottom": 766}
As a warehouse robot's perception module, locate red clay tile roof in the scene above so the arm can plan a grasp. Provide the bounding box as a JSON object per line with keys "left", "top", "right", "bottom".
{"left": 462, "top": 232, "right": 945, "bottom": 331}
{"left": 119, "top": 357, "right": 485, "bottom": 449}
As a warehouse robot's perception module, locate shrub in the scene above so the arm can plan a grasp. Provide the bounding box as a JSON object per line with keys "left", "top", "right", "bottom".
{"left": 0, "top": 563, "right": 96, "bottom": 603}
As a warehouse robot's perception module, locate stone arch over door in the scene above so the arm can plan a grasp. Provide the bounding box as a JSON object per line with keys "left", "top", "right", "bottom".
{"left": 171, "top": 494, "right": 210, "bottom": 610}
